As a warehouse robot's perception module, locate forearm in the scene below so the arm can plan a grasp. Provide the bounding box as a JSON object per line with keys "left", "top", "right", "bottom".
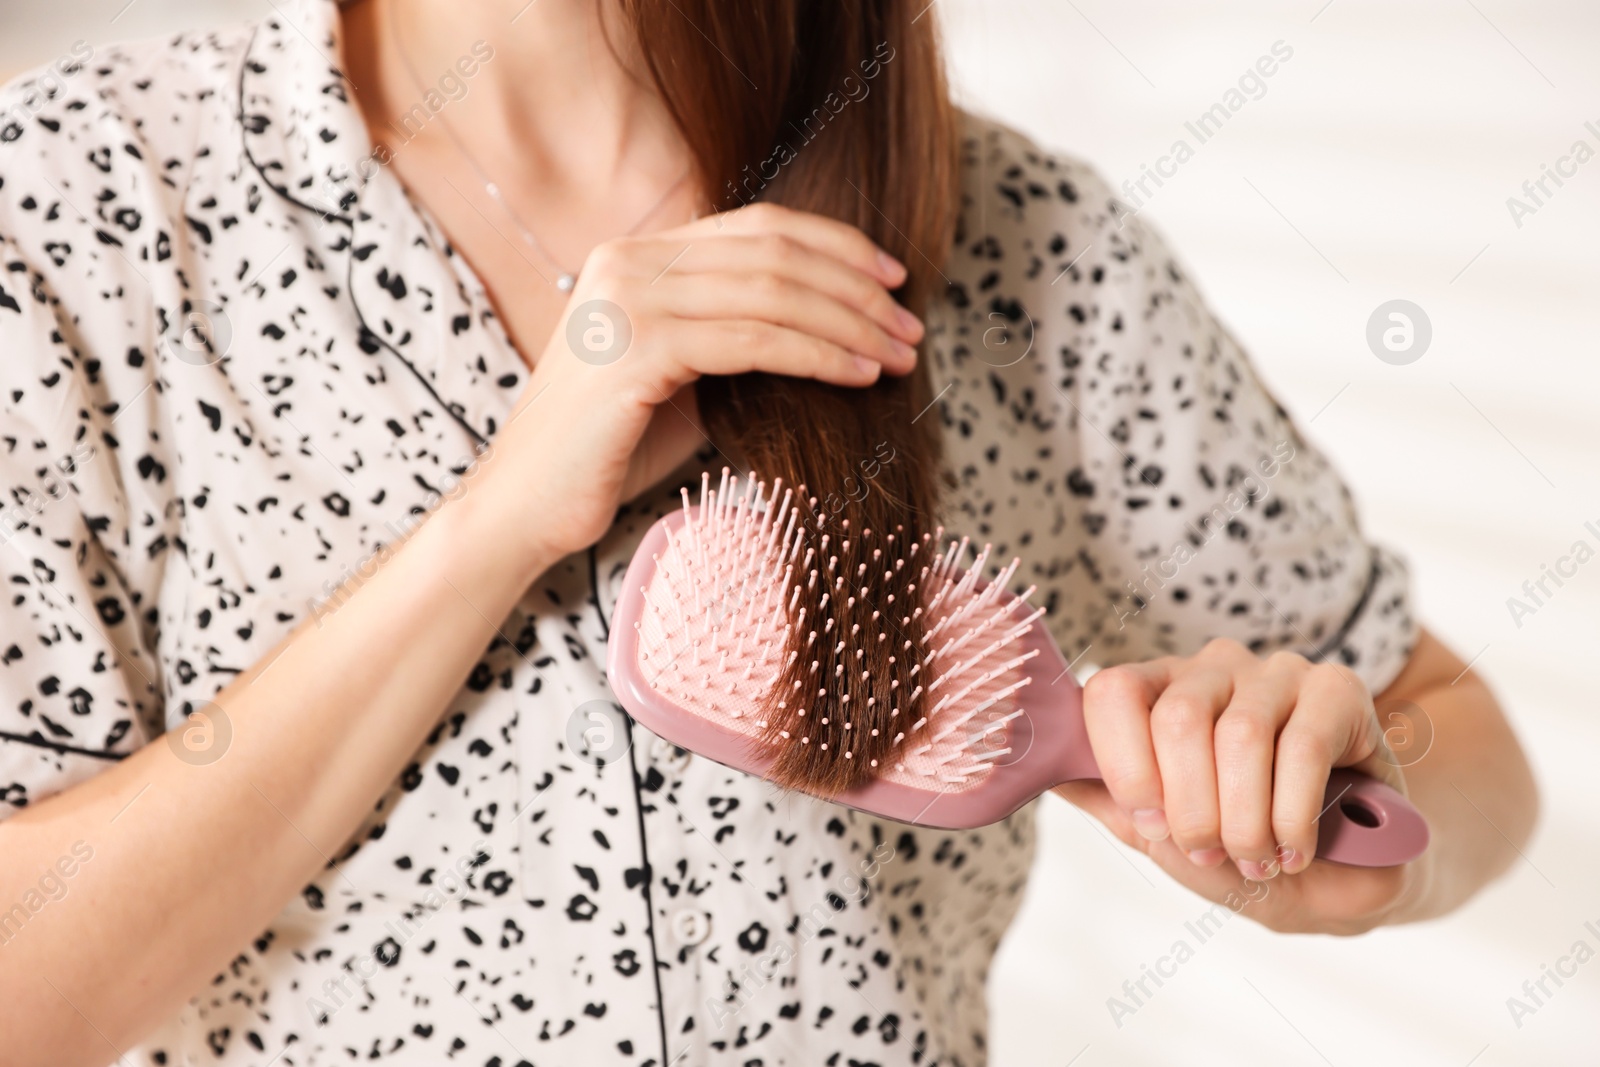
{"left": 1379, "top": 630, "right": 1539, "bottom": 924}
{"left": 0, "top": 460, "right": 553, "bottom": 1067}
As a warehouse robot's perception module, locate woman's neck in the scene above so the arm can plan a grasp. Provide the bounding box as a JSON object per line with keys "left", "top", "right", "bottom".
{"left": 343, "top": 0, "right": 693, "bottom": 219}
{"left": 337, "top": 0, "right": 704, "bottom": 369}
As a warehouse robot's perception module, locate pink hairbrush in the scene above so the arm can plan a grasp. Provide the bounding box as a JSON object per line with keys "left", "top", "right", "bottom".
{"left": 607, "top": 472, "right": 1428, "bottom": 867}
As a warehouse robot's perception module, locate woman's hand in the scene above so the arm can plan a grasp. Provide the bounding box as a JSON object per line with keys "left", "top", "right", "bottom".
{"left": 483, "top": 202, "right": 924, "bottom": 562}
{"left": 1054, "top": 638, "right": 1431, "bottom": 935}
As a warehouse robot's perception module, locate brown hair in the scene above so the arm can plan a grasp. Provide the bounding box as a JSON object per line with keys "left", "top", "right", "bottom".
{"left": 619, "top": 0, "right": 957, "bottom": 795}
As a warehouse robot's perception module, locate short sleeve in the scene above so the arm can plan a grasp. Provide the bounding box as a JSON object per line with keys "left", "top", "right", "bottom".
{"left": 0, "top": 237, "right": 163, "bottom": 820}
{"left": 941, "top": 119, "right": 1419, "bottom": 697}
{"left": 1051, "top": 176, "right": 1417, "bottom": 693}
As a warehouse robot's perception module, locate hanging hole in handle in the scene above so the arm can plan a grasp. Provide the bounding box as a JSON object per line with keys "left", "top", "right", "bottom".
{"left": 1340, "top": 798, "right": 1383, "bottom": 829}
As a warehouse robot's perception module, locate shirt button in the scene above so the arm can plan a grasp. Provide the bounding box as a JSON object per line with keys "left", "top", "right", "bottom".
{"left": 671, "top": 908, "right": 711, "bottom": 946}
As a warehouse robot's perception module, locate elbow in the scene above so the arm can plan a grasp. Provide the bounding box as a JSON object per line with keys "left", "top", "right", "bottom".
{"left": 1461, "top": 675, "right": 1543, "bottom": 892}
{"left": 1503, "top": 715, "right": 1542, "bottom": 866}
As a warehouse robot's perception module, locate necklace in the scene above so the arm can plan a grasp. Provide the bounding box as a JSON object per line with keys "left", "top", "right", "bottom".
{"left": 388, "top": 11, "right": 693, "bottom": 292}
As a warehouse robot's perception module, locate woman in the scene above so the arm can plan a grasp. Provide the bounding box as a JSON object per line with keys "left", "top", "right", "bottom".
{"left": 0, "top": 1, "right": 1536, "bottom": 1064}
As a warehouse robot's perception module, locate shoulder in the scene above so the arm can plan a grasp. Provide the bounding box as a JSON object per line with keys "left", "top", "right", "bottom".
{"left": 952, "top": 110, "right": 1116, "bottom": 227}
{"left": 0, "top": 22, "right": 255, "bottom": 145}
{"left": 939, "top": 112, "right": 1213, "bottom": 384}
{"left": 0, "top": 28, "right": 257, "bottom": 505}
{"left": 0, "top": 24, "right": 258, "bottom": 384}
{"left": 942, "top": 111, "right": 1209, "bottom": 360}
{"left": 0, "top": 24, "right": 255, "bottom": 247}
{"left": 947, "top": 110, "right": 1131, "bottom": 285}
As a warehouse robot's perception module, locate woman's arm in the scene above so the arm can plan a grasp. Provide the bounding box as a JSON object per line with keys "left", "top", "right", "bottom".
{"left": 1369, "top": 629, "right": 1538, "bottom": 922}
{"left": 974, "top": 130, "right": 1537, "bottom": 931}
{"left": 0, "top": 203, "right": 923, "bottom": 1067}
{"left": 0, "top": 465, "right": 558, "bottom": 1067}
{"left": 1056, "top": 630, "right": 1538, "bottom": 935}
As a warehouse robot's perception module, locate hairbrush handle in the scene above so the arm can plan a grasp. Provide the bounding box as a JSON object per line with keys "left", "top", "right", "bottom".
{"left": 1307, "top": 768, "right": 1431, "bottom": 868}
{"left": 605, "top": 494, "right": 1429, "bottom": 865}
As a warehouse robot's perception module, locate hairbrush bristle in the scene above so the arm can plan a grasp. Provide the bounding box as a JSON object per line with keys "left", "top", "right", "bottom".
{"left": 636, "top": 473, "right": 800, "bottom": 719}
{"left": 632, "top": 469, "right": 1046, "bottom": 797}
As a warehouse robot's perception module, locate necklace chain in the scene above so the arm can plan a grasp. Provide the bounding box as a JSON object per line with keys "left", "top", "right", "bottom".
{"left": 388, "top": 11, "right": 693, "bottom": 292}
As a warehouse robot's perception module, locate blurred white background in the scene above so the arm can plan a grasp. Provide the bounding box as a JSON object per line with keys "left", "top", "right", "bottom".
{"left": 5, "top": 2, "right": 1597, "bottom": 1064}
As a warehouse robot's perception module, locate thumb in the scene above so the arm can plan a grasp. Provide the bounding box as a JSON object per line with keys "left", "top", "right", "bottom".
{"left": 1051, "top": 781, "right": 1146, "bottom": 853}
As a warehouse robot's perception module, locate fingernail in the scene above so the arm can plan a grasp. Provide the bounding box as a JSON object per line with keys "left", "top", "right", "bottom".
{"left": 1236, "top": 859, "right": 1267, "bottom": 881}
{"left": 879, "top": 251, "right": 907, "bottom": 282}
{"left": 893, "top": 340, "right": 918, "bottom": 366}
{"left": 1131, "top": 808, "right": 1169, "bottom": 842}
{"left": 853, "top": 355, "right": 879, "bottom": 379}
{"left": 1186, "top": 848, "right": 1226, "bottom": 867}
{"left": 896, "top": 305, "right": 923, "bottom": 338}
{"left": 1276, "top": 843, "right": 1302, "bottom": 872}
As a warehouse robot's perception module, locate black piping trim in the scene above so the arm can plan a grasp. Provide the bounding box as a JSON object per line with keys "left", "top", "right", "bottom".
{"left": 341, "top": 254, "right": 489, "bottom": 450}
{"left": 1308, "top": 549, "right": 1382, "bottom": 665}
{"left": 591, "top": 544, "right": 671, "bottom": 1067}
{"left": 235, "top": 23, "right": 354, "bottom": 227}
{"left": 0, "top": 730, "right": 129, "bottom": 761}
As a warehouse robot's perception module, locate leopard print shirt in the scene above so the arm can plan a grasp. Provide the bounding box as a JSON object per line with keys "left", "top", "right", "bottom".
{"left": 0, "top": 2, "right": 1416, "bottom": 1064}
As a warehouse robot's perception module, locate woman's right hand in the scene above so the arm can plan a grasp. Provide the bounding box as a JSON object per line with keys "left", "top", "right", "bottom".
{"left": 484, "top": 201, "right": 926, "bottom": 562}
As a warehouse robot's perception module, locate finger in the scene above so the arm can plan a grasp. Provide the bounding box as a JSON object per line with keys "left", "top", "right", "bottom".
{"left": 1271, "top": 662, "right": 1377, "bottom": 874}
{"left": 639, "top": 234, "right": 923, "bottom": 346}
{"left": 1140, "top": 831, "right": 1282, "bottom": 916}
{"left": 1148, "top": 666, "right": 1232, "bottom": 862}
{"left": 689, "top": 201, "right": 908, "bottom": 288}
{"left": 654, "top": 318, "right": 881, "bottom": 388}
{"left": 1081, "top": 661, "right": 1173, "bottom": 842}
{"left": 660, "top": 270, "right": 915, "bottom": 373}
{"left": 1052, "top": 780, "right": 1141, "bottom": 850}
{"left": 1214, "top": 654, "right": 1302, "bottom": 880}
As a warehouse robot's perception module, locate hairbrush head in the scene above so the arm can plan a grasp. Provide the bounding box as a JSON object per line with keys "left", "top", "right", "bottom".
{"left": 606, "top": 471, "right": 1429, "bottom": 864}
{"left": 607, "top": 469, "right": 1085, "bottom": 828}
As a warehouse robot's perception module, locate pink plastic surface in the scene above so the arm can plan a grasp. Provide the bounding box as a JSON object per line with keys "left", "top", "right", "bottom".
{"left": 607, "top": 508, "right": 1429, "bottom": 867}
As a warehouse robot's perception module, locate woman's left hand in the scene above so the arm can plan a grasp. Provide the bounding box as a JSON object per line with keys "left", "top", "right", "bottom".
{"left": 1053, "top": 638, "right": 1431, "bottom": 935}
